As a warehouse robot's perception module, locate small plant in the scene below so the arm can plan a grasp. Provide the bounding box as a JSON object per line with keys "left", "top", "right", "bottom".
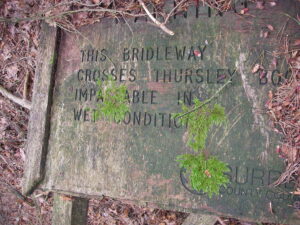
{"left": 174, "top": 99, "right": 230, "bottom": 198}
{"left": 94, "top": 75, "right": 129, "bottom": 122}
{"left": 177, "top": 153, "right": 229, "bottom": 198}
{"left": 175, "top": 99, "right": 227, "bottom": 151}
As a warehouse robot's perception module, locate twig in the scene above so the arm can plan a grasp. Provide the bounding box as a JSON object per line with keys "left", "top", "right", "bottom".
{"left": 23, "top": 71, "right": 29, "bottom": 100}
{"left": 0, "top": 85, "right": 31, "bottom": 110}
{"left": 164, "top": 0, "right": 186, "bottom": 24}
{"left": 271, "top": 161, "right": 300, "bottom": 187}
{"left": 217, "top": 217, "right": 226, "bottom": 225}
{"left": 282, "top": 13, "right": 300, "bottom": 26}
{"left": 137, "top": 0, "right": 174, "bottom": 35}
{"left": 74, "top": 0, "right": 104, "bottom": 7}
{"left": 0, "top": 154, "right": 14, "bottom": 173}
{"left": 0, "top": 180, "right": 35, "bottom": 207}
{"left": 176, "top": 75, "right": 236, "bottom": 119}
{"left": 0, "top": 8, "right": 146, "bottom": 23}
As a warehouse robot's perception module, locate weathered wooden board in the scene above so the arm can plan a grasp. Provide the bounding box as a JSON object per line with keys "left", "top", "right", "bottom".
{"left": 22, "top": 22, "right": 59, "bottom": 195}
{"left": 24, "top": 0, "right": 300, "bottom": 223}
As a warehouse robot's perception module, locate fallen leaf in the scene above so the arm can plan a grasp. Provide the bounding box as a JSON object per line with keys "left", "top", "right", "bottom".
{"left": 217, "top": 74, "right": 226, "bottom": 80}
{"left": 267, "top": 24, "right": 274, "bottom": 31}
{"left": 122, "top": 207, "right": 130, "bottom": 217}
{"left": 269, "top": 1, "right": 277, "bottom": 7}
{"left": 271, "top": 58, "right": 277, "bottom": 68}
{"left": 5, "top": 64, "right": 19, "bottom": 78}
{"left": 256, "top": 1, "right": 264, "bottom": 9}
{"left": 193, "top": 50, "right": 201, "bottom": 57}
{"left": 268, "top": 202, "right": 274, "bottom": 214}
{"left": 260, "top": 30, "right": 264, "bottom": 38}
{"left": 60, "top": 195, "right": 73, "bottom": 201}
{"left": 295, "top": 110, "right": 300, "bottom": 119}
{"left": 167, "top": 213, "right": 177, "bottom": 220}
{"left": 268, "top": 90, "right": 273, "bottom": 100}
{"left": 289, "top": 56, "right": 300, "bottom": 69}
{"left": 2, "top": 45, "right": 12, "bottom": 60}
{"left": 263, "top": 31, "right": 269, "bottom": 38}
{"left": 20, "top": 148, "right": 26, "bottom": 161}
{"left": 292, "top": 51, "right": 298, "bottom": 59}
{"left": 275, "top": 145, "right": 281, "bottom": 154}
{"left": 259, "top": 70, "right": 266, "bottom": 79}
{"left": 293, "top": 39, "right": 300, "bottom": 46}
{"left": 283, "top": 101, "right": 291, "bottom": 106}
{"left": 240, "top": 8, "right": 249, "bottom": 14}
{"left": 101, "top": 0, "right": 112, "bottom": 6}
{"left": 252, "top": 64, "right": 261, "bottom": 73}
{"left": 204, "top": 169, "right": 211, "bottom": 178}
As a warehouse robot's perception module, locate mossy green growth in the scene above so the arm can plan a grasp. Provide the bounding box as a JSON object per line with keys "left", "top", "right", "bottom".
{"left": 174, "top": 99, "right": 227, "bottom": 151}
{"left": 177, "top": 153, "right": 229, "bottom": 198}
{"left": 174, "top": 99, "right": 229, "bottom": 198}
{"left": 94, "top": 75, "right": 129, "bottom": 122}
{"left": 49, "top": 53, "right": 56, "bottom": 65}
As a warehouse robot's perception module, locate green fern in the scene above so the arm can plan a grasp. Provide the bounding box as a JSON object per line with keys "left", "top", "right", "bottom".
{"left": 95, "top": 75, "right": 129, "bottom": 122}
{"left": 177, "top": 153, "right": 229, "bottom": 198}
{"left": 174, "top": 99, "right": 229, "bottom": 198}
{"left": 176, "top": 99, "right": 227, "bottom": 152}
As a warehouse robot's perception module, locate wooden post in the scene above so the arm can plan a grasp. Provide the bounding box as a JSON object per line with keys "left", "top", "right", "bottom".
{"left": 182, "top": 213, "right": 217, "bottom": 225}
{"left": 52, "top": 193, "right": 89, "bottom": 225}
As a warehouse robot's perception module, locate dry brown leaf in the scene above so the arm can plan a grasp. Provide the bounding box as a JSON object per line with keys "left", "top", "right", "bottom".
{"left": 260, "top": 30, "right": 264, "bottom": 38}
{"left": 2, "top": 45, "right": 12, "bottom": 60}
{"left": 268, "top": 91, "right": 273, "bottom": 100}
{"left": 263, "top": 31, "right": 269, "bottom": 38}
{"left": 204, "top": 169, "right": 211, "bottom": 178}
{"left": 283, "top": 101, "right": 291, "bottom": 106}
{"left": 5, "top": 64, "right": 19, "bottom": 78}
{"left": 267, "top": 24, "right": 274, "bottom": 31}
{"left": 293, "top": 39, "right": 300, "bottom": 46}
{"left": 60, "top": 195, "right": 73, "bottom": 201}
{"left": 252, "top": 64, "right": 261, "bottom": 73}
{"left": 259, "top": 70, "right": 266, "bottom": 79}
{"left": 101, "top": 0, "right": 112, "bottom": 7}
{"left": 291, "top": 50, "right": 298, "bottom": 58}
{"left": 240, "top": 8, "right": 249, "bottom": 15}
{"left": 271, "top": 58, "right": 277, "bottom": 68}
{"left": 289, "top": 56, "right": 300, "bottom": 69}
{"left": 256, "top": 1, "right": 264, "bottom": 9}
{"left": 295, "top": 111, "right": 300, "bottom": 119}
{"left": 268, "top": 202, "right": 274, "bottom": 214}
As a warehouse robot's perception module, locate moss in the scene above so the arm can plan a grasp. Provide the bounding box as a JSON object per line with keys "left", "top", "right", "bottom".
{"left": 49, "top": 52, "right": 56, "bottom": 65}
{"left": 175, "top": 99, "right": 229, "bottom": 197}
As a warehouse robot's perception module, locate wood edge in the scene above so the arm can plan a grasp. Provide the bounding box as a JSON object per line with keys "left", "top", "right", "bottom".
{"left": 22, "top": 22, "right": 60, "bottom": 195}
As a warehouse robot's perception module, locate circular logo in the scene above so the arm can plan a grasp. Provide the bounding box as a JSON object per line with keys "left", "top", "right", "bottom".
{"left": 180, "top": 167, "right": 205, "bottom": 196}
